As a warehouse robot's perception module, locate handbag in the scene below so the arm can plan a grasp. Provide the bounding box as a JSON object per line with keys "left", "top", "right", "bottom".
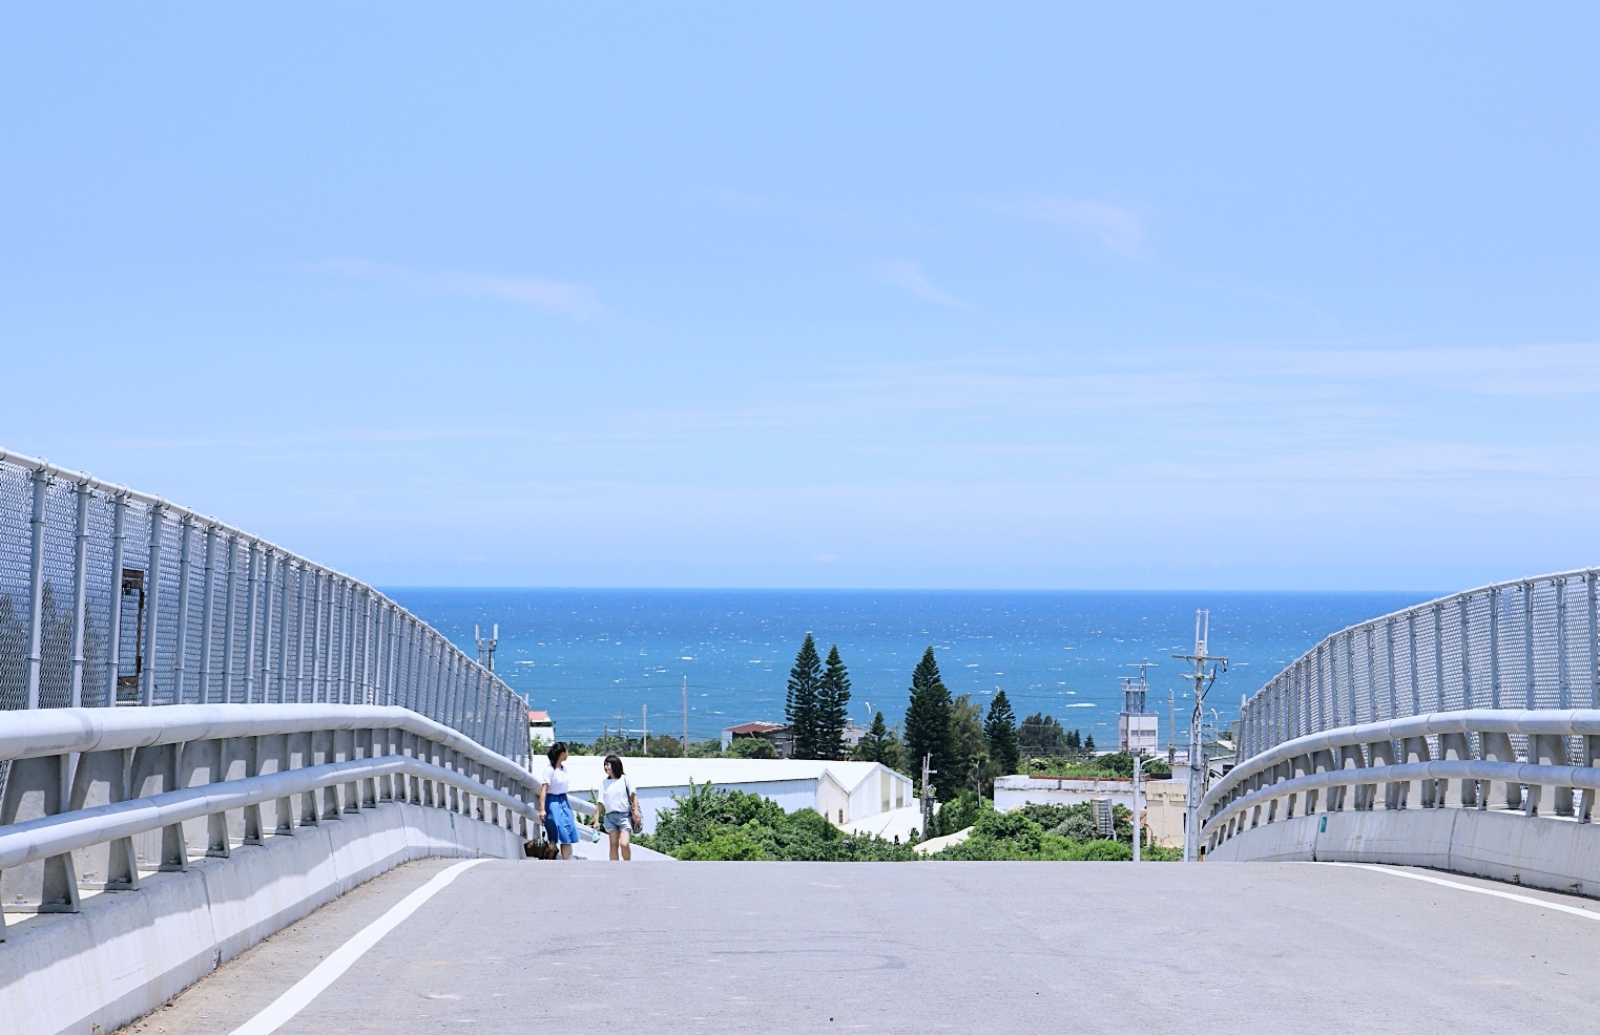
{"left": 628, "top": 780, "right": 644, "bottom": 834}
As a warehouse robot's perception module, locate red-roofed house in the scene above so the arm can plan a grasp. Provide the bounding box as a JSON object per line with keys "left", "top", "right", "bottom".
{"left": 528, "top": 709, "right": 555, "bottom": 749}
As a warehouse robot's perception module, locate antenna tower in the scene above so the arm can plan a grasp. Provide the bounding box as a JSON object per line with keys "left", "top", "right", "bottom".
{"left": 474, "top": 623, "right": 499, "bottom": 673}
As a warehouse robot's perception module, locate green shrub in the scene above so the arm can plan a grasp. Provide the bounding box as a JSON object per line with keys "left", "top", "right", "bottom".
{"left": 637, "top": 783, "right": 917, "bottom": 862}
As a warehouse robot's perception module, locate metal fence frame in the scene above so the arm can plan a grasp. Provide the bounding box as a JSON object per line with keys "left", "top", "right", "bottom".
{"left": 0, "top": 448, "right": 528, "bottom": 767}
{"left": 1237, "top": 569, "right": 1600, "bottom": 765}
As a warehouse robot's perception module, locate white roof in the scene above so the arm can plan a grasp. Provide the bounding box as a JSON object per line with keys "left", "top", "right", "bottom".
{"left": 547, "top": 755, "right": 906, "bottom": 795}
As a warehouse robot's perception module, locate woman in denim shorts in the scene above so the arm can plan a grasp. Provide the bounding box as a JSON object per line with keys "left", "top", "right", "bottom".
{"left": 598, "top": 754, "right": 637, "bottom": 861}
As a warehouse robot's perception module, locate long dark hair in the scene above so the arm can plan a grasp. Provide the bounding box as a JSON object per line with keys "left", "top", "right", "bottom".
{"left": 604, "top": 753, "right": 625, "bottom": 778}
{"left": 547, "top": 742, "right": 568, "bottom": 768}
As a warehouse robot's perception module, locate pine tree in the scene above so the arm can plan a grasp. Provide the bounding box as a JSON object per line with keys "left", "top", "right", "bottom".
{"left": 984, "top": 690, "right": 1020, "bottom": 777}
{"left": 903, "top": 646, "right": 958, "bottom": 801}
{"left": 1084, "top": 733, "right": 1096, "bottom": 754}
{"left": 816, "top": 644, "right": 852, "bottom": 759}
{"left": 785, "top": 634, "right": 823, "bottom": 759}
{"left": 856, "top": 710, "right": 902, "bottom": 768}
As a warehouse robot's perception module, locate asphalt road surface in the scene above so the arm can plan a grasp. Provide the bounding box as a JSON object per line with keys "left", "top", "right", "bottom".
{"left": 120, "top": 858, "right": 1600, "bottom": 1035}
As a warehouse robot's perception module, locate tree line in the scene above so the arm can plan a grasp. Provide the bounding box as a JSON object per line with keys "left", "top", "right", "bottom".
{"left": 779, "top": 638, "right": 1101, "bottom": 803}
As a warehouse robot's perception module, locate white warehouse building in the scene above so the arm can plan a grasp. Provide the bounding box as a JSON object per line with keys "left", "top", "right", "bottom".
{"left": 552, "top": 756, "right": 914, "bottom": 835}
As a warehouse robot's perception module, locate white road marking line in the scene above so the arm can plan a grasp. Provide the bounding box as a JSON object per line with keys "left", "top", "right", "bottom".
{"left": 229, "top": 859, "right": 489, "bottom": 1035}
{"left": 1330, "top": 863, "right": 1600, "bottom": 922}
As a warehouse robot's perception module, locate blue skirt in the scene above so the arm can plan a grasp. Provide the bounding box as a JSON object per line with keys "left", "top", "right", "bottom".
{"left": 543, "top": 794, "right": 580, "bottom": 844}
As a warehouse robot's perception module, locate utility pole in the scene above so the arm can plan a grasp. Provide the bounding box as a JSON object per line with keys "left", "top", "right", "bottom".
{"left": 682, "top": 675, "right": 689, "bottom": 757}
{"left": 474, "top": 624, "right": 498, "bottom": 673}
{"left": 1173, "top": 609, "right": 1226, "bottom": 863}
{"left": 1167, "top": 687, "right": 1176, "bottom": 765}
{"left": 1132, "top": 750, "right": 1145, "bottom": 863}
{"left": 642, "top": 703, "right": 648, "bottom": 754}
{"left": 920, "top": 753, "right": 937, "bottom": 837}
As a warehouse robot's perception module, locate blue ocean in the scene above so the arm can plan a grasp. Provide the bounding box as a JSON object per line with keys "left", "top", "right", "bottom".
{"left": 381, "top": 589, "right": 1433, "bottom": 743}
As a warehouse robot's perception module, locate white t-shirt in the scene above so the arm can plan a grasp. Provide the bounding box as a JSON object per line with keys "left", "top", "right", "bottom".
{"left": 544, "top": 763, "right": 570, "bottom": 796}
{"left": 599, "top": 775, "right": 633, "bottom": 813}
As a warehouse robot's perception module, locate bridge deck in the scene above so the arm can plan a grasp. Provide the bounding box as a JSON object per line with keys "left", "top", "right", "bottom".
{"left": 120, "top": 859, "right": 1600, "bottom": 1035}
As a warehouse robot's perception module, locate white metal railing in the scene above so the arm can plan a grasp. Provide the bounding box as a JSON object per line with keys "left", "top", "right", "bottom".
{"left": 0, "top": 447, "right": 527, "bottom": 765}
{"left": 1200, "top": 708, "right": 1600, "bottom": 852}
{"left": 0, "top": 703, "right": 541, "bottom": 939}
{"left": 1236, "top": 569, "right": 1600, "bottom": 762}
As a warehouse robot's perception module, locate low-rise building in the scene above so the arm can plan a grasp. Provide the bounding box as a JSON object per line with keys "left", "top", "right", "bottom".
{"left": 721, "top": 719, "right": 871, "bottom": 759}
{"left": 556, "top": 756, "right": 914, "bottom": 834}
{"left": 528, "top": 710, "right": 555, "bottom": 750}
{"left": 720, "top": 721, "right": 787, "bottom": 752}
{"left": 993, "top": 772, "right": 1187, "bottom": 848}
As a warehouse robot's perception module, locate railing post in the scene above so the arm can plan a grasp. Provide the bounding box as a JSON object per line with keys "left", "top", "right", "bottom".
{"left": 172, "top": 516, "right": 194, "bottom": 704}
{"left": 309, "top": 570, "right": 325, "bottom": 703}
{"left": 275, "top": 553, "right": 290, "bottom": 703}
{"left": 1524, "top": 581, "right": 1536, "bottom": 711}
{"left": 198, "top": 525, "right": 216, "bottom": 703}
{"left": 67, "top": 481, "right": 90, "bottom": 708}
{"left": 1345, "top": 630, "right": 1357, "bottom": 726}
{"left": 1589, "top": 572, "right": 1599, "bottom": 712}
{"left": 244, "top": 542, "right": 261, "bottom": 704}
{"left": 357, "top": 590, "right": 370, "bottom": 705}
{"left": 140, "top": 505, "right": 165, "bottom": 707}
{"left": 1433, "top": 604, "right": 1444, "bottom": 713}
{"left": 104, "top": 493, "right": 127, "bottom": 707}
{"left": 1489, "top": 586, "right": 1501, "bottom": 709}
{"left": 24, "top": 467, "right": 49, "bottom": 708}
{"left": 220, "top": 536, "right": 238, "bottom": 703}
{"left": 1385, "top": 619, "right": 1397, "bottom": 721}
{"left": 260, "top": 548, "right": 275, "bottom": 703}
{"left": 1460, "top": 595, "right": 1473, "bottom": 709}
{"left": 294, "top": 564, "right": 307, "bottom": 703}
{"left": 1407, "top": 613, "right": 1420, "bottom": 717}
{"left": 342, "top": 581, "right": 356, "bottom": 704}
{"left": 1557, "top": 578, "right": 1570, "bottom": 710}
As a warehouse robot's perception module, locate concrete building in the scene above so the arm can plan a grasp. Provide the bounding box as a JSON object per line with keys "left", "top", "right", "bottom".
{"left": 555, "top": 756, "right": 914, "bottom": 834}
{"left": 1116, "top": 671, "right": 1159, "bottom": 755}
{"left": 721, "top": 720, "right": 786, "bottom": 752}
{"left": 721, "top": 719, "right": 872, "bottom": 758}
{"left": 993, "top": 773, "right": 1187, "bottom": 848}
{"left": 528, "top": 709, "right": 555, "bottom": 750}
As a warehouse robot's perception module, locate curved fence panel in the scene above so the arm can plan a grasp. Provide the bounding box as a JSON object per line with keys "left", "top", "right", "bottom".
{"left": 1238, "top": 570, "right": 1600, "bottom": 765}
{"left": 0, "top": 447, "right": 528, "bottom": 768}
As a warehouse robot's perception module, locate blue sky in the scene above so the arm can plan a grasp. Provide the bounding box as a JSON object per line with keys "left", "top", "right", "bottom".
{"left": 2, "top": 5, "right": 1597, "bottom": 590}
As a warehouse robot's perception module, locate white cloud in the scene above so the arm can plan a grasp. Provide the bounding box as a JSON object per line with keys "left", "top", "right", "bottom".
{"left": 872, "top": 259, "right": 971, "bottom": 310}
{"left": 1000, "top": 196, "right": 1146, "bottom": 258}
{"left": 312, "top": 258, "right": 605, "bottom": 320}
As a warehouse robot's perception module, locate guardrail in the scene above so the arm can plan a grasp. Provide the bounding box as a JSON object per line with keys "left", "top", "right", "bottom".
{"left": 1236, "top": 569, "right": 1600, "bottom": 762}
{"left": 0, "top": 447, "right": 527, "bottom": 764}
{"left": 1201, "top": 708, "right": 1600, "bottom": 852}
{"left": 0, "top": 703, "right": 541, "bottom": 939}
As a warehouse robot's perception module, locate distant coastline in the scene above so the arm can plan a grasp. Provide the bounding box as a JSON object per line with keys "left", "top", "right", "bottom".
{"left": 383, "top": 587, "right": 1432, "bottom": 741}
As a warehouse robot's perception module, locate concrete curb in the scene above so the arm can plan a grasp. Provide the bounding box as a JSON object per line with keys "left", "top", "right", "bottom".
{"left": 1209, "top": 807, "right": 1600, "bottom": 897}
{"left": 0, "top": 803, "right": 522, "bottom": 1035}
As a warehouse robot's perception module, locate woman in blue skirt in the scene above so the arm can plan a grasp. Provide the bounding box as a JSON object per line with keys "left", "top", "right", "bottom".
{"left": 537, "top": 742, "right": 580, "bottom": 859}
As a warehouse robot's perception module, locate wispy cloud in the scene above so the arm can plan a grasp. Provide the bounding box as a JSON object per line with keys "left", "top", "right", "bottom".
{"left": 872, "top": 260, "right": 971, "bottom": 310}
{"left": 997, "top": 196, "right": 1146, "bottom": 258}
{"left": 311, "top": 258, "right": 605, "bottom": 320}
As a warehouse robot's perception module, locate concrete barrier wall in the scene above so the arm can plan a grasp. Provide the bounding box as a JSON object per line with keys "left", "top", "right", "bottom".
{"left": 1209, "top": 808, "right": 1600, "bottom": 897}
{"left": 0, "top": 804, "right": 523, "bottom": 1035}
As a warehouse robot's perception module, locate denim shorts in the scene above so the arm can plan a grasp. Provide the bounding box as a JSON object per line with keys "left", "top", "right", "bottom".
{"left": 603, "top": 810, "right": 632, "bottom": 833}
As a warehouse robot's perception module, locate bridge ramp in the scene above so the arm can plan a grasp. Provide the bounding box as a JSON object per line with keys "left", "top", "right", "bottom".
{"left": 123, "top": 860, "right": 1600, "bottom": 1035}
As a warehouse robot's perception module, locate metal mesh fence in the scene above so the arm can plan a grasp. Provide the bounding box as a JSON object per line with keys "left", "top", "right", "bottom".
{"left": 1241, "top": 570, "right": 1600, "bottom": 765}
{"left": 0, "top": 451, "right": 529, "bottom": 766}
